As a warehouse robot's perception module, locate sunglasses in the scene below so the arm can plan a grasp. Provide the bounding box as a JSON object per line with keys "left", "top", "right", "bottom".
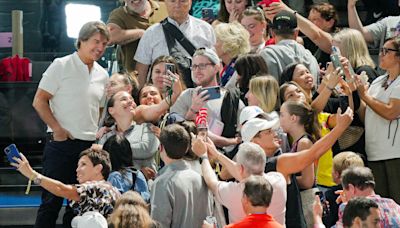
{"left": 380, "top": 47, "right": 399, "bottom": 56}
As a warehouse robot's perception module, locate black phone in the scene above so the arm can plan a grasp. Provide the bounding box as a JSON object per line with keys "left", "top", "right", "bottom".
{"left": 165, "top": 63, "right": 176, "bottom": 74}
{"left": 4, "top": 144, "right": 22, "bottom": 164}
{"left": 315, "top": 191, "right": 330, "bottom": 217}
{"left": 202, "top": 8, "right": 215, "bottom": 20}
{"left": 199, "top": 86, "right": 221, "bottom": 100}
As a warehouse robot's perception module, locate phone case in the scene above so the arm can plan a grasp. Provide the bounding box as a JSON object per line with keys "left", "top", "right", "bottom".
{"left": 200, "top": 86, "right": 221, "bottom": 100}
{"left": 257, "top": 0, "right": 280, "bottom": 7}
{"left": 4, "top": 144, "right": 21, "bottom": 163}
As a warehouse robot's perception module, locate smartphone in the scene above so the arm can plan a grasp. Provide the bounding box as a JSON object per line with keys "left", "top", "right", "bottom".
{"left": 257, "top": 0, "right": 280, "bottom": 7}
{"left": 4, "top": 144, "right": 22, "bottom": 164}
{"left": 315, "top": 191, "right": 329, "bottom": 217}
{"left": 199, "top": 86, "right": 221, "bottom": 100}
{"left": 165, "top": 63, "right": 176, "bottom": 74}
{"left": 330, "top": 46, "right": 355, "bottom": 76}
{"left": 359, "top": 71, "right": 369, "bottom": 85}
{"left": 202, "top": 8, "right": 215, "bottom": 20}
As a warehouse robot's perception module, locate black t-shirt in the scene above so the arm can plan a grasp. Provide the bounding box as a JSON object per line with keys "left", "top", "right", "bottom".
{"left": 265, "top": 156, "right": 307, "bottom": 228}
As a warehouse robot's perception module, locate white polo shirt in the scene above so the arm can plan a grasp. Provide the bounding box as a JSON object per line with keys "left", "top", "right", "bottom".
{"left": 215, "top": 171, "right": 287, "bottom": 225}
{"left": 38, "top": 52, "right": 108, "bottom": 141}
{"left": 134, "top": 16, "right": 216, "bottom": 65}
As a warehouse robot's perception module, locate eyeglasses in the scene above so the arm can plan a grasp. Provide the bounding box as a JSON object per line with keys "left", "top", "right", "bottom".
{"left": 190, "top": 63, "right": 214, "bottom": 71}
{"left": 380, "top": 47, "right": 399, "bottom": 56}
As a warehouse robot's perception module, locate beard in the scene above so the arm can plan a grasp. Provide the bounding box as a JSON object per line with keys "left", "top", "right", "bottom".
{"left": 126, "top": 0, "right": 147, "bottom": 14}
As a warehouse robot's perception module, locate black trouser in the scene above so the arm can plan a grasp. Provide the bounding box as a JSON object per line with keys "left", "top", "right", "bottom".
{"left": 34, "top": 135, "right": 93, "bottom": 228}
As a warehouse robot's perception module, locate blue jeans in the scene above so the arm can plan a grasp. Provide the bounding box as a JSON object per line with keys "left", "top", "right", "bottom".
{"left": 34, "top": 135, "right": 93, "bottom": 228}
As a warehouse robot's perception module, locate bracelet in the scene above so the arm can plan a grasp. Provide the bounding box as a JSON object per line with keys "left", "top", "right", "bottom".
{"left": 326, "top": 85, "right": 334, "bottom": 91}
{"left": 199, "top": 154, "right": 209, "bottom": 164}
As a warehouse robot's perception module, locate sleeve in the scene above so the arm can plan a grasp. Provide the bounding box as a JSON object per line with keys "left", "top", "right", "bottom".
{"left": 107, "top": 172, "right": 124, "bottom": 193}
{"left": 134, "top": 29, "right": 154, "bottom": 65}
{"left": 134, "top": 171, "right": 150, "bottom": 202}
{"left": 150, "top": 180, "right": 173, "bottom": 228}
{"left": 38, "top": 59, "right": 62, "bottom": 95}
{"left": 390, "top": 83, "right": 400, "bottom": 100}
{"left": 107, "top": 9, "right": 124, "bottom": 27}
{"left": 130, "top": 124, "right": 160, "bottom": 160}
{"left": 365, "top": 18, "right": 388, "bottom": 48}
{"left": 260, "top": 48, "right": 280, "bottom": 81}
{"left": 214, "top": 181, "right": 243, "bottom": 209}
{"left": 170, "top": 89, "right": 192, "bottom": 116}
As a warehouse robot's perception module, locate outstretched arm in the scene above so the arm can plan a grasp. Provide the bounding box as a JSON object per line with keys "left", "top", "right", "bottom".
{"left": 276, "top": 107, "right": 353, "bottom": 177}
{"left": 11, "top": 153, "right": 80, "bottom": 201}
{"left": 263, "top": 2, "right": 333, "bottom": 53}
{"left": 347, "top": 0, "right": 374, "bottom": 43}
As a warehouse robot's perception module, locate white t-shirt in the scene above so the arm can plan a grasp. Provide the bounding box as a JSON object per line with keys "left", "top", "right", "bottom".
{"left": 134, "top": 16, "right": 216, "bottom": 65}
{"left": 38, "top": 52, "right": 108, "bottom": 141}
{"left": 215, "top": 172, "right": 287, "bottom": 225}
{"left": 365, "top": 74, "right": 400, "bottom": 161}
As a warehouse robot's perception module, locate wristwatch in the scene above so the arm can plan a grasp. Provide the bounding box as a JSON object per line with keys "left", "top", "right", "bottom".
{"left": 33, "top": 174, "right": 42, "bottom": 185}
{"left": 199, "top": 154, "right": 209, "bottom": 164}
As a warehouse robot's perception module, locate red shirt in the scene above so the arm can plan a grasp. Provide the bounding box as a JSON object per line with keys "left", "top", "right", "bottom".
{"left": 225, "top": 214, "right": 283, "bottom": 228}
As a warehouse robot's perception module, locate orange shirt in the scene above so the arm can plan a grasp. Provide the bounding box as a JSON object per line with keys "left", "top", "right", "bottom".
{"left": 225, "top": 214, "right": 283, "bottom": 228}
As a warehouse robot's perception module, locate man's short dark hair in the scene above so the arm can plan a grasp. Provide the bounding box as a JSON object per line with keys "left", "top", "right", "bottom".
{"left": 243, "top": 175, "right": 273, "bottom": 207}
{"left": 341, "top": 167, "right": 375, "bottom": 191}
{"left": 342, "top": 197, "right": 379, "bottom": 227}
{"left": 159, "top": 124, "right": 190, "bottom": 159}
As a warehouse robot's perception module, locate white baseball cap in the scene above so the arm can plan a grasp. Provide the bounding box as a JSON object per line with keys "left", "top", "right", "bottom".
{"left": 241, "top": 118, "right": 280, "bottom": 142}
{"left": 71, "top": 211, "right": 108, "bottom": 228}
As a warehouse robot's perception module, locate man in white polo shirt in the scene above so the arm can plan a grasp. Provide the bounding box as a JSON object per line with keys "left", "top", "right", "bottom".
{"left": 32, "top": 21, "right": 109, "bottom": 228}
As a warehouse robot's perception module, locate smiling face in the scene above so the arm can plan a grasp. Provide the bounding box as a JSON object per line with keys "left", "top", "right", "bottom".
{"left": 241, "top": 15, "right": 266, "bottom": 46}
{"left": 251, "top": 128, "right": 280, "bottom": 157}
{"left": 282, "top": 84, "right": 307, "bottom": 102}
{"left": 106, "top": 74, "right": 130, "bottom": 98}
{"left": 139, "top": 85, "right": 162, "bottom": 105}
{"left": 308, "top": 9, "right": 333, "bottom": 32}
{"left": 78, "top": 32, "right": 108, "bottom": 64}
{"left": 165, "top": 0, "right": 191, "bottom": 22}
{"left": 108, "top": 91, "right": 137, "bottom": 120}
{"left": 125, "top": 0, "right": 147, "bottom": 13}
{"left": 292, "top": 64, "right": 314, "bottom": 92}
{"left": 76, "top": 155, "right": 99, "bottom": 184}
{"left": 191, "top": 55, "right": 218, "bottom": 87}
{"left": 151, "top": 62, "right": 167, "bottom": 92}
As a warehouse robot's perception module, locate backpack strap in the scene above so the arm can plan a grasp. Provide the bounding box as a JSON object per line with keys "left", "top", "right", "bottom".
{"left": 161, "top": 18, "right": 196, "bottom": 56}
{"left": 128, "top": 168, "right": 138, "bottom": 191}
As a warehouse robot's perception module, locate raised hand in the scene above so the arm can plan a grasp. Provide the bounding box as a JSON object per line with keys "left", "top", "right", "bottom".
{"left": 336, "top": 107, "right": 354, "bottom": 130}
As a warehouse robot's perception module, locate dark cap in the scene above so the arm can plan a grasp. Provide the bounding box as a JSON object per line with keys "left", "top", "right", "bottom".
{"left": 271, "top": 10, "right": 297, "bottom": 30}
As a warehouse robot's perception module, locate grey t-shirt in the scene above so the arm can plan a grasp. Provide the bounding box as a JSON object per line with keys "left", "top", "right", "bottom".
{"left": 366, "top": 16, "right": 400, "bottom": 48}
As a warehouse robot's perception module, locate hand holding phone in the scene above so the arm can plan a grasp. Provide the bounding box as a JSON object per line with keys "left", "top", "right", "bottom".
{"left": 315, "top": 191, "right": 330, "bottom": 218}
{"left": 202, "top": 8, "right": 215, "bottom": 21}
{"left": 4, "top": 144, "right": 22, "bottom": 164}
{"left": 199, "top": 86, "right": 221, "bottom": 101}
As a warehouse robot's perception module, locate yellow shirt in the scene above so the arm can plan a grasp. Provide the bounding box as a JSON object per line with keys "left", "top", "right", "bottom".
{"left": 316, "top": 113, "right": 336, "bottom": 187}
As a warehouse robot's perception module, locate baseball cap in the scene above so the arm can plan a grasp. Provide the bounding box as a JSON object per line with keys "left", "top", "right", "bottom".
{"left": 239, "top": 106, "right": 268, "bottom": 125}
{"left": 271, "top": 10, "right": 297, "bottom": 30}
{"left": 71, "top": 211, "right": 108, "bottom": 228}
{"left": 193, "top": 47, "right": 220, "bottom": 65}
{"left": 241, "top": 118, "right": 280, "bottom": 142}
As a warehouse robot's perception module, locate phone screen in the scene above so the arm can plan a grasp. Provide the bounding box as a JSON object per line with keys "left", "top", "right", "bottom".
{"left": 4, "top": 144, "right": 21, "bottom": 163}
{"left": 199, "top": 86, "right": 221, "bottom": 100}
{"left": 165, "top": 63, "right": 176, "bottom": 74}
{"left": 202, "top": 8, "right": 215, "bottom": 20}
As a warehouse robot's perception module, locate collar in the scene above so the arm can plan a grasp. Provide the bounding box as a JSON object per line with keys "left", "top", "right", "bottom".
{"left": 167, "top": 16, "right": 190, "bottom": 27}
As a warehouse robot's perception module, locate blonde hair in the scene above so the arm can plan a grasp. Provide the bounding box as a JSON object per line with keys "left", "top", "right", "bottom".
{"left": 242, "top": 6, "right": 267, "bottom": 23}
{"left": 333, "top": 151, "right": 364, "bottom": 175}
{"left": 249, "top": 75, "right": 280, "bottom": 113}
{"left": 333, "top": 28, "right": 375, "bottom": 69}
{"left": 214, "top": 22, "right": 251, "bottom": 59}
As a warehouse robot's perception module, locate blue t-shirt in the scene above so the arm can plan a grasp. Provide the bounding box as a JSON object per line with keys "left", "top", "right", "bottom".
{"left": 107, "top": 169, "right": 150, "bottom": 202}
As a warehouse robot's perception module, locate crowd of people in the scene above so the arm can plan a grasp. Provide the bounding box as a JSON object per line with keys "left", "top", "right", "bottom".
{"left": 8, "top": 0, "right": 400, "bottom": 227}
